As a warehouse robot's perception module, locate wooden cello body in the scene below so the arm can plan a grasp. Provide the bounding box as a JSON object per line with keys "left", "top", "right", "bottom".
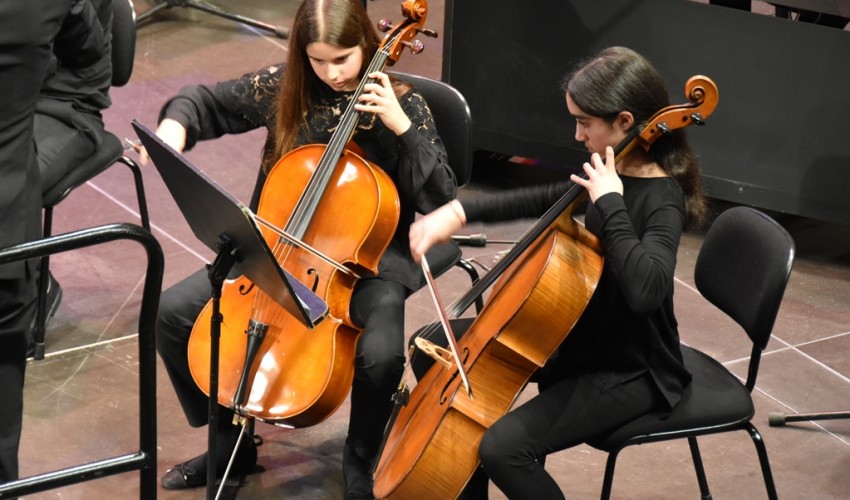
{"left": 188, "top": 145, "right": 398, "bottom": 426}
{"left": 373, "top": 200, "right": 603, "bottom": 498}
{"left": 372, "top": 75, "right": 719, "bottom": 498}
{"left": 186, "top": 1, "right": 433, "bottom": 427}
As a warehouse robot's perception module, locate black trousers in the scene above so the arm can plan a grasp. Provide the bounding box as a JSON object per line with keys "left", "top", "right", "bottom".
{"left": 0, "top": 0, "right": 71, "bottom": 484}
{"left": 34, "top": 101, "right": 103, "bottom": 193}
{"left": 156, "top": 268, "right": 407, "bottom": 479}
{"left": 410, "top": 322, "right": 664, "bottom": 500}
{"left": 0, "top": 276, "right": 38, "bottom": 484}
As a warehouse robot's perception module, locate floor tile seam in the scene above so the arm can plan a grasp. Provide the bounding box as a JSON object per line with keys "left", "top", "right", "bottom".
{"left": 84, "top": 180, "right": 147, "bottom": 227}
{"left": 86, "top": 179, "right": 210, "bottom": 263}
{"left": 678, "top": 339, "right": 850, "bottom": 447}
{"left": 30, "top": 333, "right": 140, "bottom": 362}
{"left": 768, "top": 336, "right": 850, "bottom": 384}
{"left": 90, "top": 273, "right": 149, "bottom": 349}
{"left": 775, "top": 329, "right": 850, "bottom": 350}
{"left": 674, "top": 275, "right": 699, "bottom": 296}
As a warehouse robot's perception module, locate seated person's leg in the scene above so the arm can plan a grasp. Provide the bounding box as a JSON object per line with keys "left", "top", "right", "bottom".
{"left": 34, "top": 109, "right": 99, "bottom": 193}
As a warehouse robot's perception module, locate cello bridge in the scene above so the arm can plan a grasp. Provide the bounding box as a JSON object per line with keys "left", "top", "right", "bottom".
{"left": 414, "top": 337, "right": 453, "bottom": 370}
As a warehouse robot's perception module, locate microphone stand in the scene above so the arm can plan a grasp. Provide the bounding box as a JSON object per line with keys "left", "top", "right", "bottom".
{"left": 136, "top": 0, "right": 291, "bottom": 39}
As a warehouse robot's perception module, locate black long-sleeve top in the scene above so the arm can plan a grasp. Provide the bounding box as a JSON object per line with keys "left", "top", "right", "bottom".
{"left": 462, "top": 176, "right": 691, "bottom": 409}
{"left": 159, "top": 64, "right": 457, "bottom": 291}
{"left": 42, "top": 0, "right": 112, "bottom": 114}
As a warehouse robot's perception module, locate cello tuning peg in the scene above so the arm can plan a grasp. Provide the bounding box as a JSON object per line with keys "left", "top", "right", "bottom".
{"left": 403, "top": 39, "right": 425, "bottom": 54}
{"left": 378, "top": 19, "right": 393, "bottom": 32}
{"left": 690, "top": 112, "right": 706, "bottom": 126}
{"left": 418, "top": 28, "right": 439, "bottom": 38}
{"left": 657, "top": 122, "right": 671, "bottom": 134}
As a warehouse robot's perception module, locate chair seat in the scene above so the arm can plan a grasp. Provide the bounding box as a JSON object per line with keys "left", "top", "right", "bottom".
{"left": 43, "top": 131, "right": 124, "bottom": 208}
{"left": 590, "top": 346, "right": 755, "bottom": 450}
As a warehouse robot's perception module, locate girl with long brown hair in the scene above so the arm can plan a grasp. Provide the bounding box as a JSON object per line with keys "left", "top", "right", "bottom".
{"left": 147, "top": 1, "right": 456, "bottom": 497}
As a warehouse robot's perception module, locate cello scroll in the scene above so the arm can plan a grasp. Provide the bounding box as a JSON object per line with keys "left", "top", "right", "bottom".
{"left": 630, "top": 75, "right": 719, "bottom": 154}
{"left": 377, "top": 0, "right": 436, "bottom": 63}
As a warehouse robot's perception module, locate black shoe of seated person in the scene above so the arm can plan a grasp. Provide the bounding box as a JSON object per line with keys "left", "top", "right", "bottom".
{"left": 161, "top": 434, "right": 259, "bottom": 489}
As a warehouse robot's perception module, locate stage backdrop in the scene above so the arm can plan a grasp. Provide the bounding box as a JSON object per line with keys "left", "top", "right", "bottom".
{"left": 442, "top": 0, "right": 850, "bottom": 225}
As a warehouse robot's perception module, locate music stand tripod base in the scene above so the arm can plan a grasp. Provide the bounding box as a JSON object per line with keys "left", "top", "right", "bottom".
{"left": 136, "top": 0, "right": 291, "bottom": 39}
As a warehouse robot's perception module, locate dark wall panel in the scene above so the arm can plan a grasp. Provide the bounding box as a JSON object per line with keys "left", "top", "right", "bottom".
{"left": 443, "top": 0, "right": 850, "bottom": 225}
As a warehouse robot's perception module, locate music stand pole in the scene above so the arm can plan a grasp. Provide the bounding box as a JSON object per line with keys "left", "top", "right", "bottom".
{"left": 204, "top": 235, "right": 238, "bottom": 500}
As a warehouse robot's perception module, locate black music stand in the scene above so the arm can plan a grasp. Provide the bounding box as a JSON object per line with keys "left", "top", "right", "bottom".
{"left": 136, "top": 0, "right": 291, "bottom": 39}
{"left": 132, "top": 119, "right": 327, "bottom": 498}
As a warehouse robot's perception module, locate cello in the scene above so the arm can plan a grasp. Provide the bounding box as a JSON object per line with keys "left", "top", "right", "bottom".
{"left": 372, "top": 76, "right": 719, "bottom": 498}
{"left": 186, "top": 1, "right": 433, "bottom": 427}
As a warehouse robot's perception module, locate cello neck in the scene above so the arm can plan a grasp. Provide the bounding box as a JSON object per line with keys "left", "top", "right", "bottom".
{"left": 285, "top": 49, "right": 393, "bottom": 239}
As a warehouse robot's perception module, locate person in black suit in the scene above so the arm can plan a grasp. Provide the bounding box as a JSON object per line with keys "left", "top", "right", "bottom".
{"left": 28, "top": 0, "right": 114, "bottom": 350}
{"left": 0, "top": 0, "right": 107, "bottom": 484}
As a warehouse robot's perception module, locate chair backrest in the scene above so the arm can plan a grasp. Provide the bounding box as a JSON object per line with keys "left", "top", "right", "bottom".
{"left": 111, "top": 0, "right": 136, "bottom": 87}
{"left": 695, "top": 206, "right": 795, "bottom": 354}
{"left": 390, "top": 72, "right": 473, "bottom": 187}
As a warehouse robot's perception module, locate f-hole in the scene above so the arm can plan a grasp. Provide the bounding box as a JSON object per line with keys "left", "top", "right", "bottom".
{"left": 439, "top": 348, "right": 471, "bottom": 405}
{"left": 307, "top": 268, "right": 320, "bottom": 292}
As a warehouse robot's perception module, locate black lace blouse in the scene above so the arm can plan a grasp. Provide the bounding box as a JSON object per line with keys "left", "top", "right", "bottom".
{"left": 159, "top": 64, "right": 457, "bottom": 291}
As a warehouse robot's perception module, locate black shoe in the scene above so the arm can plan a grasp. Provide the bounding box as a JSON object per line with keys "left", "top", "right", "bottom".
{"left": 161, "top": 435, "right": 259, "bottom": 490}
{"left": 343, "top": 444, "right": 375, "bottom": 500}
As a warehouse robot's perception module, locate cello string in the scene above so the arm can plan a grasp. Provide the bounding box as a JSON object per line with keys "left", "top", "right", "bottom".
{"left": 240, "top": 24, "right": 423, "bottom": 356}
{"left": 250, "top": 39, "right": 400, "bottom": 326}
{"left": 288, "top": 43, "right": 392, "bottom": 236}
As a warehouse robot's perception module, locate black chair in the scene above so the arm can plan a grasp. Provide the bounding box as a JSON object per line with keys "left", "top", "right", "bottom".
{"left": 390, "top": 72, "right": 481, "bottom": 309}
{"left": 588, "top": 206, "right": 795, "bottom": 500}
{"left": 33, "top": 0, "right": 150, "bottom": 360}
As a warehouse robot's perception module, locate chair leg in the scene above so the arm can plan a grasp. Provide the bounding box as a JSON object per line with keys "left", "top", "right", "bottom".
{"left": 687, "top": 437, "right": 712, "bottom": 500}
{"left": 454, "top": 258, "right": 482, "bottom": 313}
{"left": 745, "top": 423, "right": 779, "bottom": 500}
{"left": 118, "top": 155, "right": 150, "bottom": 231}
{"left": 599, "top": 449, "right": 621, "bottom": 500}
{"left": 32, "top": 207, "right": 55, "bottom": 360}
